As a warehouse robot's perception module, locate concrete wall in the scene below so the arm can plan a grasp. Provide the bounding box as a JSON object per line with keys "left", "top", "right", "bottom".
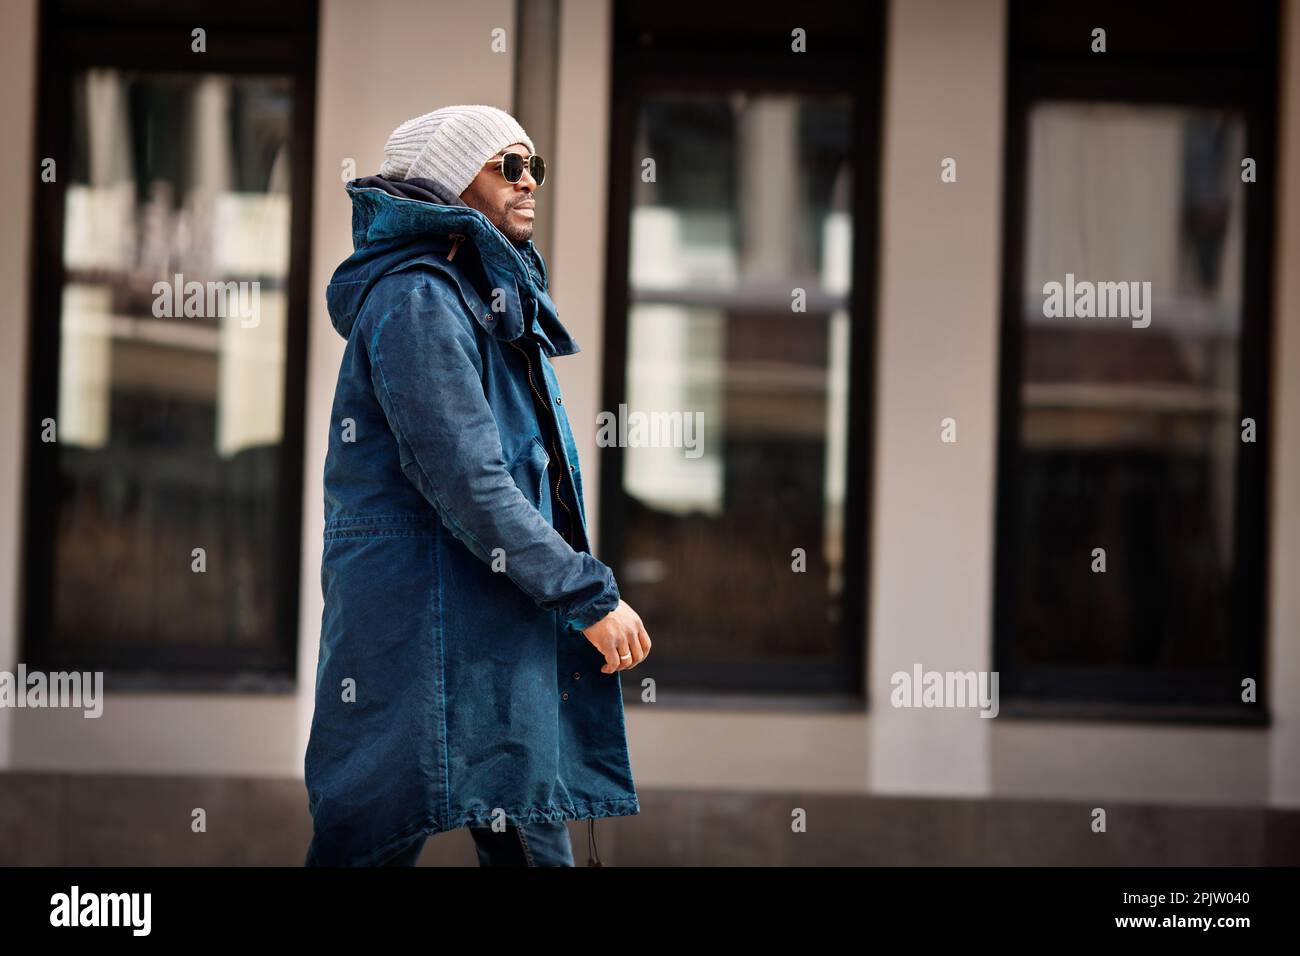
{"left": 0, "top": 0, "right": 1297, "bottom": 810}
{"left": 0, "top": 0, "right": 37, "bottom": 771}
{"left": 1266, "top": 0, "right": 1300, "bottom": 805}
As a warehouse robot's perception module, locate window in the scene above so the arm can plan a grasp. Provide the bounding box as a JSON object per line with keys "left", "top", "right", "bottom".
{"left": 23, "top": 0, "right": 318, "bottom": 689}
{"left": 602, "top": 1, "right": 883, "bottom": 699}
{"left": 993, "top": 0, "right": 1277, "bottom": 721}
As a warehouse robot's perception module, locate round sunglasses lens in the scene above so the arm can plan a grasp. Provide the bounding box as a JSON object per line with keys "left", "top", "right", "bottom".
{"left": 530, "top": 155, "right": 546, "bottom": 185}
{"left": 501, "top": 152, "right": 525, "bottom": 183}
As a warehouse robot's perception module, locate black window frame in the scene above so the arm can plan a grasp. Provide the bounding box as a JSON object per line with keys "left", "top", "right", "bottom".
{"left": 600, "top": 0, "right": 885, "bottom": 704}
{"left": 992, "top": 0, "right": 1279, "bottom": 724}
{"left": 21, "top": 0, "right": 319, "bottom": 691}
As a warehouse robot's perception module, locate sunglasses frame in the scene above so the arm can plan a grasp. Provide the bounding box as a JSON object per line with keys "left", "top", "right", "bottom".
{"left": 491, "top": 151, "right": 546, "bottom": 186}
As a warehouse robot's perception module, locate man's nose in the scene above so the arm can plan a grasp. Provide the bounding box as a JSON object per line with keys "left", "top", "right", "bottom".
{"left": 515, "top": 165, "right": 537, "bottom": 190}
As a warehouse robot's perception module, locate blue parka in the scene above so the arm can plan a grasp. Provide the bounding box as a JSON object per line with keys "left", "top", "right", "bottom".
{"left": 303, "top": 176, "right": 639, "bottom": 866}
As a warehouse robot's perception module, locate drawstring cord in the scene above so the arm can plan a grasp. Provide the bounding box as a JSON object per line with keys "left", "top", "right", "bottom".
{"left": 446, "top": 233, "right": 466, "bottom": 261}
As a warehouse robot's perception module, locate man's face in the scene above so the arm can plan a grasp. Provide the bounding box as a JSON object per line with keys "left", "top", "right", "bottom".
{"left": 459, "top": 142, "right": 538, "bottom": 244}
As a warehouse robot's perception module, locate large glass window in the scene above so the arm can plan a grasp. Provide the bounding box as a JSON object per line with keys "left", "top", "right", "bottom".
{"left": 603, "top": 2, "right": 881, "bottom": 698}
{"left": 24, "top": 1, "right": 317, "bottom": 687}
{"left": 994, "top": 0, "right": 1277, "bottom": 720}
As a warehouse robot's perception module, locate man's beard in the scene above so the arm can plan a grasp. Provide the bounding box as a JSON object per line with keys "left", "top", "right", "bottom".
{"left": 495, "top": 200, "right": 534, "bottom": 244}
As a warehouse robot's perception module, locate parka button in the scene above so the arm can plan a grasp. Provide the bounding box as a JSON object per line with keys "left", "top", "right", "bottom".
{"left": 561, "top": 692, "right": 569, "bottom": 700}
{"left": 572, "top": 671, "right": 581, "bottom": 680}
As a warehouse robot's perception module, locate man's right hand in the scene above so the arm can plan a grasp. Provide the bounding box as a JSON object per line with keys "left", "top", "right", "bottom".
{"left": 582, "top": 599, "right": 651, "bottom": 673}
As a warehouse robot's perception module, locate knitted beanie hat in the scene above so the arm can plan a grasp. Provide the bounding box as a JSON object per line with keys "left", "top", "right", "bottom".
{"left": 378, "top": 105, "right": 535, "bottom": 198}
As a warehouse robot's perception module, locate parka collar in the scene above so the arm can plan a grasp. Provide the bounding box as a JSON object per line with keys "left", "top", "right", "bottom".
{"left": 340, "top": 178, "right": 578, "bottom": 356}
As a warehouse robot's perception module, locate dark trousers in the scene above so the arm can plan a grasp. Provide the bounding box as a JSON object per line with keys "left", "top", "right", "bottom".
{"left": 378, "top": 821, "right": 576, "bottom": 867}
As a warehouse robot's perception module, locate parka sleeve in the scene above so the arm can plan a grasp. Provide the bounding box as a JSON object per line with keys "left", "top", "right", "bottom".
{"left": 364, "top": 275, "right": 621, "bottom": 632}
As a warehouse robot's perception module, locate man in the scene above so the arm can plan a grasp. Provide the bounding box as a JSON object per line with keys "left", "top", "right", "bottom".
{"left": 304, "top": 105, "right": 650, "bottom": 867}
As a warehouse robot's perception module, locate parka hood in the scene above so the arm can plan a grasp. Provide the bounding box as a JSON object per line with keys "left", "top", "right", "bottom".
{"left": 325, "top": 175, "right": 576, "bottom": 356}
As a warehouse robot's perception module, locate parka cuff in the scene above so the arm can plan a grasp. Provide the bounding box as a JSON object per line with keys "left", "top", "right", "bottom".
{"left": 563, "top": 577, "right": 621, "bottom": 633}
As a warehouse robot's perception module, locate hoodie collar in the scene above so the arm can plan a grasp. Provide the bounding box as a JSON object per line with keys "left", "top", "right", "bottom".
{"left": 340, "top": 176, "right": 577, "bottom": 356}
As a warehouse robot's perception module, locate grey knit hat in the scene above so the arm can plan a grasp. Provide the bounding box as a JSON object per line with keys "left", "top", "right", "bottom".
{"left": 378, "top": 105, "right": 535, "bottom": 198}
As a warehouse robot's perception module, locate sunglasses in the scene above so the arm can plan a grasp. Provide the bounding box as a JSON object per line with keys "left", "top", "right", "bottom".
{"left": 490, "top": 151, "right": 547, "bottom": 186}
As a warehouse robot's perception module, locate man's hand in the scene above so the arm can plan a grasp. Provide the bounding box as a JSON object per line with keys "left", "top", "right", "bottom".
{"left": 582, "top": 599, "right": 652, "bottom": 673}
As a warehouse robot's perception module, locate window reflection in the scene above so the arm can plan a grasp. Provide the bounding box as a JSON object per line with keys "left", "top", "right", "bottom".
{"left": 52, "top": 68, "right": 293, "bottom": 650}
{"left": 1014, "top": 102, "right": 1245, "bottom": 671}
{"left": 620, "top": 92, "right": 853, "bottom": 666}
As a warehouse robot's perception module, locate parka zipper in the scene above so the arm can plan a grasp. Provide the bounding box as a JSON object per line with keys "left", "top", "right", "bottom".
{"left": 509, "top": 337, "right": 604, "bottom": 866}
{"left": 506, "top": 337, "right": 574, "bottom": 545}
